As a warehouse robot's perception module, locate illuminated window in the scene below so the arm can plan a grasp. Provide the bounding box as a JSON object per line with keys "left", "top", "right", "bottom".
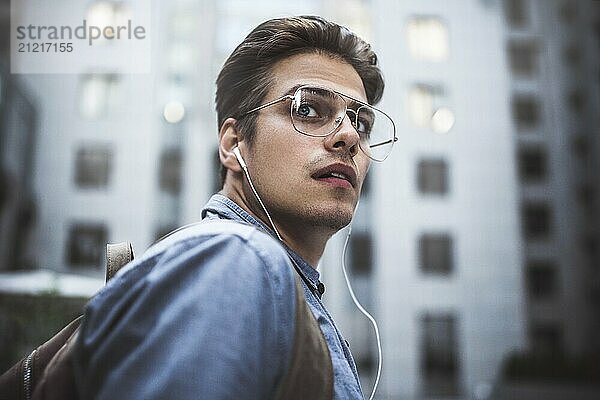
{"left": 78, "top": 74, "right": 119, "bottom": 119}
{"left": 420, "top": 313, "right": 460, "bottom": 396}
{"left": 86, "top": 1, "right": 130, "bottom": 45}
{"left": 67, "top": 223, "right": 107, "bottom": 268}
{"left": 409, "top": 85, "right": 435, "bottom": 128}
{"left": 74, "top": 144, "right": 112, "bottom": 188}
{"left": 406, "top": 17, "right": 449, "bottom": 62}
{"left": 408, "top": 84, "right": 454, "bottom": 133}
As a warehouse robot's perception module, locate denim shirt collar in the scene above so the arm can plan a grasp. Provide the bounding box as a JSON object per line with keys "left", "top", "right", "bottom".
{"left": 201, "top": 194, "right": 322, "bottom": 290}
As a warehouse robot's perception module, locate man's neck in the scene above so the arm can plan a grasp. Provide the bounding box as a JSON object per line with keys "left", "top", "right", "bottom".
{"left": 219, "top": 186, "right": 332, "bottom": 268}
{"left": 269, "top": 218, "right": 331, "bottom": 267}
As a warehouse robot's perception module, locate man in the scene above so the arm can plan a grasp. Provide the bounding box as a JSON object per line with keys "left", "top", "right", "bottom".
{"left": 73, "top": 16, "right": 395, "bottom": 399}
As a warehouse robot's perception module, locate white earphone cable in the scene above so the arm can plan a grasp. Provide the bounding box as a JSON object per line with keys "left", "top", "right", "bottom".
{"left": 239, "top": 163, "right": 283, "bottom": 242}
{"left": 236, "top": 146, "right": 382, "bottom": 399}
{"left": 342, "top": 226, "right": 382, "bottom": 400}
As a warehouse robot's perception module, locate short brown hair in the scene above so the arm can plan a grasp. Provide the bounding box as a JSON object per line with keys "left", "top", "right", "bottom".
{"left": 215, "top": 15, "right": 385, "bottom": 183}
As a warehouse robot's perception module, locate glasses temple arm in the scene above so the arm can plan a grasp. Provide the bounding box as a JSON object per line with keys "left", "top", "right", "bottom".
{"left": 369, "top": 137, "right": 398, "bottom": 149}
{"left": 243, "top": 95, "right": 294, "bottom": 116}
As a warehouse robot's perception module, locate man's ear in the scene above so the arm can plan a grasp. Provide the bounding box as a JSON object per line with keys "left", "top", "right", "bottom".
{"left": 218, "top": 117, "right": 244, "bottom": 173}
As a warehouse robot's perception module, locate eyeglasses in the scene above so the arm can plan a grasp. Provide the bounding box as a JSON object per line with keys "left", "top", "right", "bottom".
{"left": 243, "top": 85, "right": 397, "bottom": 162}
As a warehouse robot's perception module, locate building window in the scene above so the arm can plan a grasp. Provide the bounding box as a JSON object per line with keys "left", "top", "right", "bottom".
{"left": 78, "top": 74, "right": 119, "bottom": 119}
{"left": 530, "top": 323, "right": 563, "bottom": 354}
{"left": 582, "top": 234, "right": 599, "bottom": 271}
{"left": 406, "top": 17, "right": 449, "bottom": 62}
{"left": 576, "top": 184, "right": 595, "bottom": 215}
{"left": 86, "top": 1, "right": 130, "bottom": 45}
{"left": 420, "top": 313, "right": 460, "bottom": 396}
{"left": 562, "top": 45, "right": 582, "bottom": 66}
{"left": 558, "top": 0, "right": 577, "bottom": 24}
{"left": 503, "top": 0, "right": 529, "bottom": 28}
{"left": 518, "top": 147, "right": 547, "bottom": 183}
{"left": 350, "top": 232, "right": 373, "bottom": 275}
{"left": 526, "top": 261, "right": 559, "bottom": 300}
{"left": 74, "top": 144, "right": 112, "bottom": 188}
{"left": 355, "top": 351, "right": 375, "bottom": 377}
{"left": 567, "top": 89, "right": 586, "bottom": 114}
{"left": 66, "top": 223, "right": 107, "bottom": 268}
{"left": 159, "top": 147, "right": 182, "bottom": 194}
{"left": 408, "top": 84, "right": 455, "bottom": 133}
{"left": 508, "top": 40, "right": 538, "bottom": 77}
{"left": 522, "top": 203, "right": 552, "bottom": 239}
{"left": 419, "top": 234, "right": 453, "bottom": 275}
{"left": 418, "top": 159, "right": 448, "bottom": 195}
{"left": 571, "top": 135, "right": 590, "bottom": 160}
{"left": 512, "top": 95, "right": 540, "bottom": 130}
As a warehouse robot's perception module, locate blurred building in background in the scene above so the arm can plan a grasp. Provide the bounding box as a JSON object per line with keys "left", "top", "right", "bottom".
{"left": 0, "top": 0, "right": 38, "bottom": 272}
{"left": 324, "top": 0, "right": 600, "bottom": 399}
{"left": 1, "top": 0, "right": 599, "bottom": 399}
{"left": 6, "top": 0, "right": 215, "bottom": 276}
{"left": 503, "top": 0, "right": 600, "bottom": 358}
{"left": 324, "top": 0, "right": 526, "bottom": 398}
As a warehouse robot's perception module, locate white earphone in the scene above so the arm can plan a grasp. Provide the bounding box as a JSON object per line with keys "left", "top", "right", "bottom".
{"left": 231, "top": 145, "right": 282, "bottom": 240}
{"left": 230, "top": 143, "right": 381, "bottom": 400}
{"left": 232, "top": 146, "right": 247, "bottom": 169}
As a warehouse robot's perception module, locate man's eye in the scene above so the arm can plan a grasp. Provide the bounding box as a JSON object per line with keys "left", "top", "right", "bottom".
{"left": 296, "top": 103, "right": 319, "bottom": 118}
{"left": 356, "top": 118, "right": 372, "bottom": 135}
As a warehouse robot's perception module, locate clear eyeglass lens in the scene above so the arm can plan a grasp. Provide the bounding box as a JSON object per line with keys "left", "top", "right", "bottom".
{"left": 357, "top": 106, "right": 395, "bottom": 162}
{"left": 291, "top": 87, "right": 395, "bottom": 162}
{"left": 292, "top": 87, "right": 346, "bottom": 135}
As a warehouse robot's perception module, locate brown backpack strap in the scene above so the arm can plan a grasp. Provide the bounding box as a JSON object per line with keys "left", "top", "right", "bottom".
{"left": 0, "top": 350, "right": 26, "bottom": 399}
{"left": 105, "top": 242, "right": 134, "bottom": 283}
{"left": 0, "top": 243, "right": 134, "bottom": 400}
{"left": 31, "top": 319, "right": 81, "bottom": 400}
{"left": 274, "top": 274, "right": 333, "bottom": 400}
{"left": 0, "top": 316, "right": 82, "bottom": 400}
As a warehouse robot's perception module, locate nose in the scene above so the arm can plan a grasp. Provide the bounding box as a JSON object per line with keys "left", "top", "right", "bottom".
{"left": 324, "top": 113, "right": 360, "bottom": 158}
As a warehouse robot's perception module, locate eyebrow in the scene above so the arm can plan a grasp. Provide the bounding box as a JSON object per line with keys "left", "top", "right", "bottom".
{"left": 283, "top": 84, "right": 304, "bottom": 97}
{"left": 345, "top": 99, "right": 363, "bottom": 110}
{"left": 282, "top": 84, "right": 371, "bottom": 107}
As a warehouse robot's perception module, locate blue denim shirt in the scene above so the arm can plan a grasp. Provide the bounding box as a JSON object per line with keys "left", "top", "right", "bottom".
{"left": 74, "top": 194, "right": 363, "bottom": 399}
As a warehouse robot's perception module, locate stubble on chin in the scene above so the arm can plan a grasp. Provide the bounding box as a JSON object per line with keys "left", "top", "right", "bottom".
{"left": 302, "top": 202, "right": 355, "bottom": 232}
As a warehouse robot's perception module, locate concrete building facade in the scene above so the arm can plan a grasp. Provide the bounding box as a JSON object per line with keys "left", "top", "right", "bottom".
{"left": 5, "top": 0, "right": 599, "bottom": 399}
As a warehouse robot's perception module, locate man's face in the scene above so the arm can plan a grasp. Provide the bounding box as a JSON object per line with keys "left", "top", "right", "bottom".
{"left": 240, "top": 52, "right": 371, "bottom": 235}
